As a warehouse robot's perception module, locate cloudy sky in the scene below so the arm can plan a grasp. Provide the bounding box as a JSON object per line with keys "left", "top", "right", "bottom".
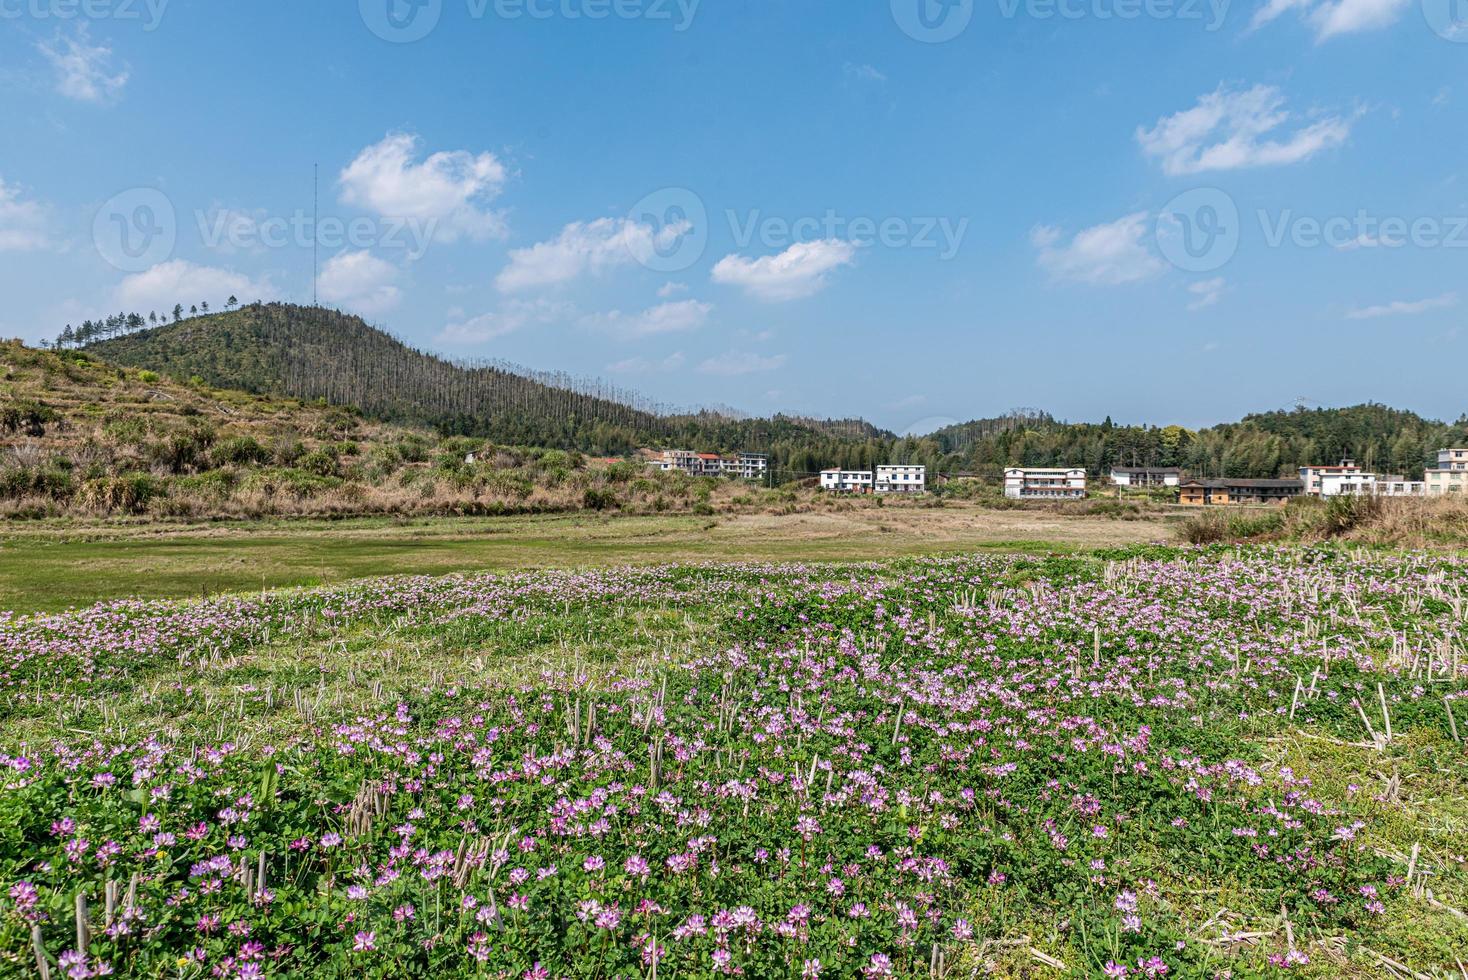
{"left": 1, "top": 0, "right": 1464, "bottom": 432}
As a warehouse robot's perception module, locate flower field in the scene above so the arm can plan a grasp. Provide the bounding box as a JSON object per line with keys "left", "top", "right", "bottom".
{"left": 2, "top": 547, "right": 1466, "bottom": 978}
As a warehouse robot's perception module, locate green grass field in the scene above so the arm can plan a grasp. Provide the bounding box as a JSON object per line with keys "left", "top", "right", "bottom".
{"left": 0, "top": 505, "right": 1176, "bottom": 613}
{"left": 2, "top": 547, "right": 1464, "bottom": 978}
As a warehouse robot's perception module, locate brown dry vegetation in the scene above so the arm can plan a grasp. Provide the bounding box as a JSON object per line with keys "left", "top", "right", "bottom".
{"left": 0, "top": 342, "right": 786, "bottom": 520}
{"left": 1179, "top": 494, "right": 1468, "bottom": 550}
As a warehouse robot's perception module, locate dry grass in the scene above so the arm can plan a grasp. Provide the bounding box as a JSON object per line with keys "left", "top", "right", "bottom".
{"left": 0, "top": 501, "right": 1180, "bottom": 613}
{"left": 1178, "top": 495, "right": 1468, "bottom": 551}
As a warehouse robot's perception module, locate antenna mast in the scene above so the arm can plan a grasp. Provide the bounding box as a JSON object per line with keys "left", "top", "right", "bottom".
{"left": 312, "top": 163, "right": 319, "bottom": 307}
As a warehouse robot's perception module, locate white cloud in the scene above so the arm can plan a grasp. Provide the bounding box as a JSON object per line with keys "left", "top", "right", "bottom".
{"left": 1311, "top": 0, "right": 1411, "bottom": 38}
{"left": 435, "top": 298, "right": 571, "bottom": 346}
{"left": 1136, "top": 85, "right": 1352, "bottom": 176}
{"left": 1248, "top": 0, "right": 1313, "bottom": 29}
{"left": 318, "top": 251, "right": 402, "bottom": 316}
{"left": 696, "top": 351, "right": 788, "bottom": 376}
{"left": 844, "top": 62, "right": 888, "bottom": 83}
{"left": 339, "top": 133, "right": 508, "bottom": 243}
{"left": 437, "top": 312, "right": 516, "bottom": 346}
{"left": 0, "top": 177, "right": 55, "bottom": 251}
{"left": 114, "top": 260, "right": 274, "bottom": 313}
{"left": 1335, "top": 231, "right": 1382, "bottom": 251}
{"left": 1187, "top": 277, "right": 1227, "bottom": 311}
{"left": 1250, "top": 0, "right": 1410, "bottom": 39}
{"left": 607, "top": 352, "right": 687, "bottom": 374}
{"left": 657, "top": 281, "right": 689, "bottom": 298}
{"left": 495, "top": 217, "right": 685, "bottom": 293}
{"left": 1345, "top": 293, "right": 1458, "bottom": 320}
{"left": 711, "top": 240, "right": 857, "bottom": 302}
{"left": 1031, "top": 213, "right": 1165, "bottom": 286}
{"left": 36, "top": 26, "right": 129, "bottom": 103}
{"left": 582, "top": 299, "right": 712, "bottom": 339}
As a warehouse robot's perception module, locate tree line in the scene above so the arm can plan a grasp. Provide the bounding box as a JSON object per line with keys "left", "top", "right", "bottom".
{"left": 51, "top": 297, "right": 244, "bottom": 350}
{"left": 79, "top": 303, "right": 1468, "bottom": 483}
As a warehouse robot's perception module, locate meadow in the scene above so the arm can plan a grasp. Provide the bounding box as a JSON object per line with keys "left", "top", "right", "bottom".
{"left": 0, "top": 506, "right": 1173, "bottom": 614}
{"left": 1, "top": 545, "right": 1465, "bottom": 978}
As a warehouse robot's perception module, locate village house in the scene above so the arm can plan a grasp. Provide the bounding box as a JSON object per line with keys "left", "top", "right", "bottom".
{"left": 1299, "top": 459, "right": 1363, "bottom": 496}
{"left": 875, "top": 464, "right": 926, "bottom": 494}
{"left": 1109, "top": 466, "right": 1182, "bottom": 488}
{"left": 1318, "top": 472, "right": 1424, "bottom": 497}
{"left": 1178, "top": 478, "right": 1305, "bottom": 506}
{"left": 654, "top": 450, "right": 769, "bottom": 481}
{"left": 820, "top": 469, "right": 874, "bottom": 493}
{"left": 1425, "top": 448, "right": 1468, "bottom": 495}
{"left": 1004, "top": 467, "right": 1087, "bottom": 499}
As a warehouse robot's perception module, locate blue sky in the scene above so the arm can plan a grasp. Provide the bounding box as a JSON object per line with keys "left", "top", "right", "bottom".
{"left": 1, "top": 0, "right": 1464, "bottom": 433}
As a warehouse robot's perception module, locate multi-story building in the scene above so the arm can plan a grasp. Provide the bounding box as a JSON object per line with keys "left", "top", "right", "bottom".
{"left": 733, "top": 452, "right": 770, "bottom": 481}
{"left": 875, "top": 464, "right": 926, "bottom": 494}
{"left": 1299, "top": 459, "right": 1363, "bottom": 496}
{"left": 655, "top": 450, "right": 768, "bottom": 481}
{"left": 1425, "top": 448, "right": 1468, "bottom": 495}
{"left": 1318, "top": 472, "right": 1424, "bottom": 497}
{"left": 1110, "top": 467, "right": 1182, "bottom": 488}
{"left": 655, "top": 449, "right": 699, "bottom": 474}
{"left": 1438, "top": 448, "right": 1468, "bottom": 470}
{"left": 820, "top": 469, "right": 874, "bottom": 493}
{"left": 1004, "top": 467, "right": 1087, "bottom": 499}
{"left": 1179, "top": 479, "right": 1305, "bottom": 506}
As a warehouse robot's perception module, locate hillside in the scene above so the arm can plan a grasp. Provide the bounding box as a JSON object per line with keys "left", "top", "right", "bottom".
{"left": 0, "top": 341, "right": 787, "bottom": 519}
{"left": 929, "top": 405, "right": 1468, "bottom": 480}
{"left": 83, "top": 304, "right": 901, "bottom": 473}
{"left": 75, "top": 303, "right": 1468, "bottom": 482}
{"left": 86, "top": 303, "right": 663, "bottom": 453}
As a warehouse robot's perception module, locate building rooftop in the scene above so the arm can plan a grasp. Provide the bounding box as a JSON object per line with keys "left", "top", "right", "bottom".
{"left": 1183, "top": 479, "right": 1304, "bottom": 489}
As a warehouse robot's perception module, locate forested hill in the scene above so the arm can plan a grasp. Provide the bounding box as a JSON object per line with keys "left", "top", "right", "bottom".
{"left": 83, "top": 304, "right": 897, "bottom": 468}
{"left": 79, "top": 303, "right": 1467, "bottom": 479}
{"left": 928, "top": 404, "right": 1468, "bottom": 479}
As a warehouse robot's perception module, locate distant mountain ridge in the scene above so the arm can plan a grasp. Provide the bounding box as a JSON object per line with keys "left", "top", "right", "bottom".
{"left": 85, "top": 304, "right": 897, "bottom": 470}
{"left": 82, "top": 303, "right": 1468, "bottom": 480}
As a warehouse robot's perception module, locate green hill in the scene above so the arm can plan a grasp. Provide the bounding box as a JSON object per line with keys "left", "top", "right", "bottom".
{"left": 74, "top": 303, "right": 1468, "bottom": 482}
{"left": 83, "top": 304, "right": 901, "bottom": 475}
{"left": 927, "top": 405, "right": 1468, "bottom": 480}
{"left": 0, "top": 340, "right": 798, "bottom": 519}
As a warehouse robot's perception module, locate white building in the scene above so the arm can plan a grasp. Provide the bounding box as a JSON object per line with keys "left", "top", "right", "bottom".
{"left": 1319, "top": 472, "right": 1424, "bottom": 497}
{"left": 1004, "top": 467, "right": 1087, "bottom": 499}
{"left": 655, "top": 450, "right": 768, "bottom": 481}
{"left": 1300, "top": 459, "right": 1363, "bottom": 496}
{"left": 820, "top": 469, "right": 874, "bottom": 493}
{"left": 876, "top": 464, "right": 926, "bottom": 494}
{"left": 1426, "top": 448, "right": 1468, "bottom": 495}
{"left": 1110, "top": 467, "right": 1181, "bottom": 488}
{"left": 732, "top": 452, "right": 770, "bottom": 481}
